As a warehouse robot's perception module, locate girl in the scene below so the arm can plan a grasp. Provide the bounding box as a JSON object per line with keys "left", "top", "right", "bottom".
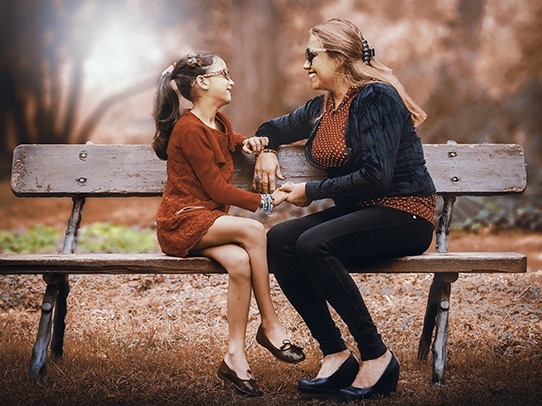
{"left": 152, "top": 52, "right": 305, "bottom": 397}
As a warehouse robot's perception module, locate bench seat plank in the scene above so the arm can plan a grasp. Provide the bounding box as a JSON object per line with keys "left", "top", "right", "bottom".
{"left": 0, "top": 252, "right": 526, "bottom": 275}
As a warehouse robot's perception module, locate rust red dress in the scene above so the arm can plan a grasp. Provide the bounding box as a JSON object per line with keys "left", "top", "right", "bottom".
{"left": 156, "top": 110, "right": 261, "bottom": 257}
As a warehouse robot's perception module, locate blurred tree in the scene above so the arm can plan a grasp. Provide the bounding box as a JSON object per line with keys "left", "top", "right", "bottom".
{"left": 0, "top": 0, "right": 182, "bottom": 172}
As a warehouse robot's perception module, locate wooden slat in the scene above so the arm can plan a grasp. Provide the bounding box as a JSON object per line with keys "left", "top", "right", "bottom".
{"left": 11, "top": 143, "right": 526, "bottom": 197}
{"left": 423, "top": 143, "right": 526, "bottom": 195}
{"left": 11, "top": 144, "right": 167, "bottom": 197}
{"left": 0, "top": 252, "right": 526, "bottom": 275}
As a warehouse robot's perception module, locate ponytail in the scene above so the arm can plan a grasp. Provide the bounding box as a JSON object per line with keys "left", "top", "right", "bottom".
{"left": 152, "top": 73, "right": 181, "bottom": 160}
{"left": 152, "top": 51, "right": 218, "bottom": 160}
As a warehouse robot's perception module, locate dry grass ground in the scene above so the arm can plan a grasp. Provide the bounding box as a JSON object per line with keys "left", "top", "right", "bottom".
{"left": 1, "top": 267, "right": 541, "bottom": 405}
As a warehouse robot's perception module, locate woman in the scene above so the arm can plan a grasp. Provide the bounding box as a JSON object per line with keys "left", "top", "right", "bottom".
{"left": 152, "top": 52, "right": 304, "bottom": 397}
{"left": 244, "top": 18, "right": 436, "bottom": 400}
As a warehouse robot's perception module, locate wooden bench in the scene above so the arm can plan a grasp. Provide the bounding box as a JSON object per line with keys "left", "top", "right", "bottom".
{"left": 0, "top": 142, "right": 527, "bottom": 385}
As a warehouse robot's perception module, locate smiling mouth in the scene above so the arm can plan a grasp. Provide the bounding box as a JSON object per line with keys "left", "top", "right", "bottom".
{"left": 308, "top": 72, "right": 316, "bottom": 79}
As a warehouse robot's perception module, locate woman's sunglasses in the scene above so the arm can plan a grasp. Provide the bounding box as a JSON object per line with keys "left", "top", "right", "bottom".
{"left": 201, "top": 68, "right": 231, "bottom": 81}
{"left": 305, "top": 47, "right": 327, "bottom": 65}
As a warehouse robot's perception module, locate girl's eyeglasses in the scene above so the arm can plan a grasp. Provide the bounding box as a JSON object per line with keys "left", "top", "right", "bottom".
{"left": 201, "top": 68, "right": 231, "bottom": 81}
{"left": 305, "top": 47, "right": 327, "bottom": 65}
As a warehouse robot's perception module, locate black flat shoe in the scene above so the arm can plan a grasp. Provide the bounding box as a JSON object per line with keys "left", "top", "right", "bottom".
{"left": 298, "top": 353, "right": 359, "bottom": 396}
{"left": 217, "top": 359, "right": 263, "bottom": 397}
{"left": 256, "top": 325, "right": 305, "bottom": 364}
{"left": 339, "top": 352, "right": 400, "bottom": 400}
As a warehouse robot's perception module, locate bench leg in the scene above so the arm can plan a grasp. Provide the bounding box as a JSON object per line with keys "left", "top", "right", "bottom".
{"left": 30, "top": 274, "right": 63, "bottom": 381}
{"left": 417, "top": 275, "right": 443, "bottom": 362}
{"left": 29, "top": 197, "right": 83, "bottom": 381}
{"left": 51, "top": 275, "right": 69, "bottom": 358}
{"left": 431, "top": 273, "right": 458, "bottom": 385}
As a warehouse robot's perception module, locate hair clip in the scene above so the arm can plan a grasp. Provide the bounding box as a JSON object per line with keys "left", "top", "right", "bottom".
{"left": 362, "top": 39, "right": 375, "bottom": 65}
{"left": 161, "top": 64, "right": 174, "bottom": 77}
{"left": 187, "top": 52, "right": 201, "bottom": 67}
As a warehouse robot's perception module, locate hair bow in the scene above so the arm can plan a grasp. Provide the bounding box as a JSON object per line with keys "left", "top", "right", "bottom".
{"left": 187, "top": 52, "right": 201, "bottom": 67}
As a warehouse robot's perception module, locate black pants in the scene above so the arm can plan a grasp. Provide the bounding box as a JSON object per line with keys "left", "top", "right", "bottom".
{"left": 268, "top": 204, "right": 434, "bottom": 360}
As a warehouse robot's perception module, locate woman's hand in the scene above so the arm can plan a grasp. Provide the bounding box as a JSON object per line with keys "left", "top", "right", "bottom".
{"left": 271, "top": 188, "right": 289, "bottom": 206}
{"left": 242, "top": 136, "right": 269, "bottom": 155}
{"left": 253, "top": 152, "right": 285, "bottom": 193}
{"left": 280, "top": 182, "right": 311, "bottom": 207}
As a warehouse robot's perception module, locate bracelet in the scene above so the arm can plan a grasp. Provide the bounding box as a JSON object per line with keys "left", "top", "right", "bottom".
{"left": 255, "top": 148, "right": 277, "bottom": 157}
{"left": 260, "top": 193, "right": 274, "bottom": 216}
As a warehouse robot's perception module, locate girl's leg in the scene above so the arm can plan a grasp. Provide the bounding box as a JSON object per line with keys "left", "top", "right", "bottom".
{"left": 196, "top": 243, "right": 252, "bottom": 379}
{"left": 193, "top": 216, "right": 290, "bottom": 351}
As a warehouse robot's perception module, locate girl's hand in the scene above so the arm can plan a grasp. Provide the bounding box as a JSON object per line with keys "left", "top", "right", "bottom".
{"left": 280, "top": 182, "right": 311, "bottom": 207}
{"left": 242, "top": 136, "right": 269, "bottom": 154}
{"left": 253, "top": 152, "right": 285, "bottom": 193}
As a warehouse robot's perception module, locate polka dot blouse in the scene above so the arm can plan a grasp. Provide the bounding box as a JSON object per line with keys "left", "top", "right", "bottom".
{"left": 311, "top": 86, "right": 437, "bottom": 226}
{"left": 359, "top": 194, "right": 437, "bottom": 226}
{"left": 311, "top": 87, "right": 357, "bottom": 168}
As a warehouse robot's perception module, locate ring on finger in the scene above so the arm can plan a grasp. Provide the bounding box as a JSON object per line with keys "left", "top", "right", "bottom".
{"left": 254, "top": 175, "right": 261, "bottom": 183}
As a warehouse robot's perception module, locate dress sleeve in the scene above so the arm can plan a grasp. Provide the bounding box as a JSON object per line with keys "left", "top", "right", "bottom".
{"left": 255, "top": 95, "right": 323, "bottom": 150}
{"left": 305, "top": 91, "right": 405, "bottom": 202}
{"left": 182, "top": 130, "right": 261, "bottom": 211}
{"left": 232, "top": 131, "right": 246, "bottom": 150}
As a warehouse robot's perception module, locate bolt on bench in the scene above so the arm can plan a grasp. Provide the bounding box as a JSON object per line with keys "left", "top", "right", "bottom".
{"left": 0, "top": 142, "right": 527, "bottom": 384}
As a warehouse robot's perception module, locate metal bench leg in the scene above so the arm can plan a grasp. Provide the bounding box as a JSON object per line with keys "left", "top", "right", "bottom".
{"left": 29, "top": 197, "right": 84, "bottom": 380}
{"left": 30, "top": 274, "right": 62, "bottom": 381}
{"left": 432, "top": 272, "right": 458, "bottom": 385}
{"left": 51, "top": 275, "right": 70, "bottom": 358}
{"left": 418, "top": 275, "right": 443, "bottom": 361}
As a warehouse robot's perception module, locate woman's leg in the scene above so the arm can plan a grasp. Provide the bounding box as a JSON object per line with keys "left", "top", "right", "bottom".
{"left": 268, "top": 206, "right": 352, "bottom": 358}
{"left": 294, "top": 206, "right": 434, "bottom": 385}
{"left": 193, "top": 216, "right": 290, "bottom": 354}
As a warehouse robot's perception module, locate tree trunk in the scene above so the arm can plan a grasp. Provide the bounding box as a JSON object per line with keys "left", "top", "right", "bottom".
{"left": 227, "top": 0, "right": 284, "bottom": 137}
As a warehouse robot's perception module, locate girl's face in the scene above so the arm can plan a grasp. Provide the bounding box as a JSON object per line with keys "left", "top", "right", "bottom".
{"left": 201, "top": 58, "right": 234, "bottom": 106}
{"left": 303, "top": 34, "right": 338, "bottom": 93}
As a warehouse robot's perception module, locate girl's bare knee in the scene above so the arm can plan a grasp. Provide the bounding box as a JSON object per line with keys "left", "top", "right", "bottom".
{"left": 239, "top": 218, "right": 266, "bottom": 245}
{"left": 223, "top": 246, "right": 251, "bottom": 281}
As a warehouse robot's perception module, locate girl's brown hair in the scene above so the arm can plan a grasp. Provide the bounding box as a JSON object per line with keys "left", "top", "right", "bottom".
{"left": 311, "top": 18, "right": 427, "bottom": 127}
{"left": 152, "top": 51, "right": 217, "bottom": 160}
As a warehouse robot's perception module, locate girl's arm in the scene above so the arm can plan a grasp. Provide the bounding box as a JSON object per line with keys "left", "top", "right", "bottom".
{"left": 183, "top": 130, "right": 261, "bottom": 211}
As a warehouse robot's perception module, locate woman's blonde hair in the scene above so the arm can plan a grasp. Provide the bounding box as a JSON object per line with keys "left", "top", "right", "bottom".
{"left": 311, "top": 18, "right": 427, "bottom": 127}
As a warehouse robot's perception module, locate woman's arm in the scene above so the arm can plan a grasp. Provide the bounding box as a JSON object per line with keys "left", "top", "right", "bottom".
{"left": 255, "top": 95, "right": 323, "bottom": 149}
{"left": 250, "top": 95, "right": 323, "bottom": 192}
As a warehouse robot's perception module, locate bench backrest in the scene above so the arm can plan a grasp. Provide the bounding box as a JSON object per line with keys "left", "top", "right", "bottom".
{"left": 10, "top": 143, "right": 526, "bottom": 198}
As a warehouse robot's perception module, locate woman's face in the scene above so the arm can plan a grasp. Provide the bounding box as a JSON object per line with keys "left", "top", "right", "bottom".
{"left": 303, "top": 33, "right": 338, "bottom": 92}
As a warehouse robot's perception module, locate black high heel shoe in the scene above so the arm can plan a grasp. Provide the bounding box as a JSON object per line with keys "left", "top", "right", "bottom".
{"left": 339, "top": 352, "right": 400, "bottom": 400}
{"left": 256, "top": 325, "right": 305, "bottom": 364}
{"left": 298, "top": 353, "right": 359, "bottom": 396}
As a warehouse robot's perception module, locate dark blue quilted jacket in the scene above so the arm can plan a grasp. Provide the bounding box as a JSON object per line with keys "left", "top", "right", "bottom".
{"left": 255, "top": 82, "right": 436, "bottom": 207}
